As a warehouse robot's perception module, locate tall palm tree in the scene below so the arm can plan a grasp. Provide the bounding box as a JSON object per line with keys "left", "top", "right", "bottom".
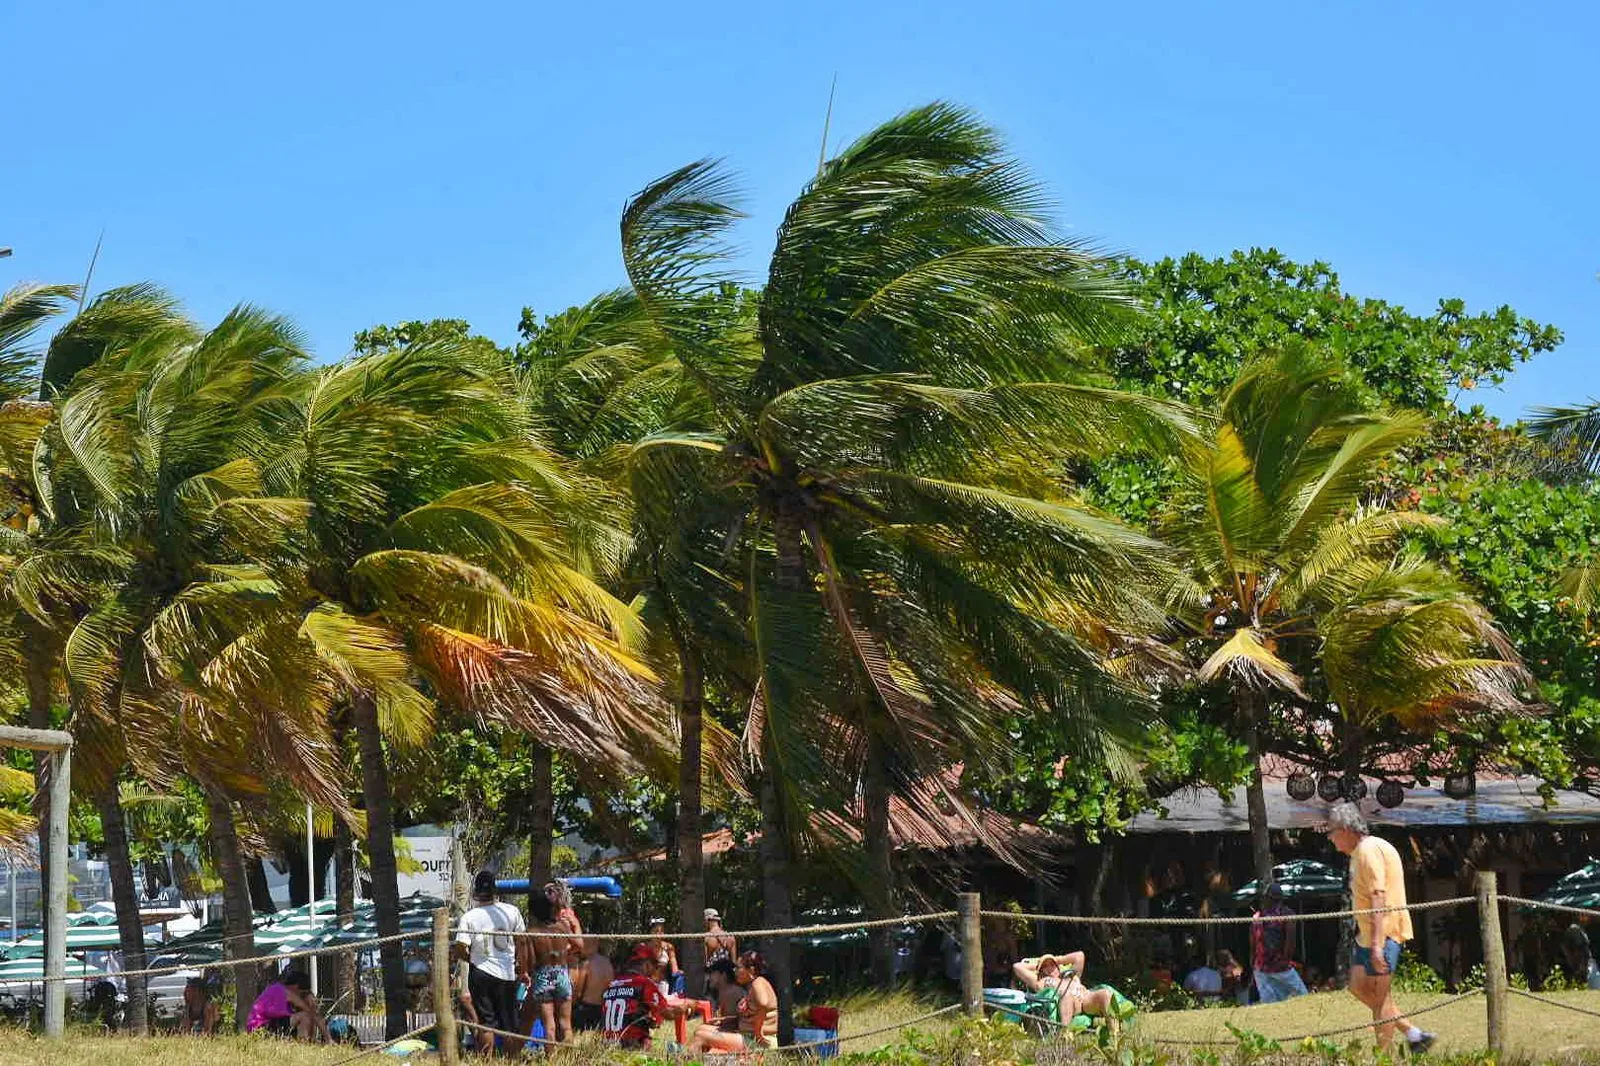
{"left": 1162, "top": 343, "right": 1527, "bottom": 891}
{"left": 0, "top": 280, "right": 77, "bottom": 917}
{"left": 36, "top": 299, "right": 331, "bottom": 1029}
{"left": 616, "top": 104, "right": 1190, "bottom": 1029}
{"left": 520, "top": 285, "right": 752, "bottom": 990}
{"left": 161, "top": 337, "right": 663, "bottom": 1038}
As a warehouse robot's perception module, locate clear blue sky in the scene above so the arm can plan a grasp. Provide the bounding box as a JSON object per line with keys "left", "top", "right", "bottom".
{"left": 5, "top": 0, "right": 1594, "bottom": 419}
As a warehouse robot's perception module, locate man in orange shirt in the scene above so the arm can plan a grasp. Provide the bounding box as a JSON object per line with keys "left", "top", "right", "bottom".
{"left": 1325, "top": 803, "right": 1434, "bottom": 1054}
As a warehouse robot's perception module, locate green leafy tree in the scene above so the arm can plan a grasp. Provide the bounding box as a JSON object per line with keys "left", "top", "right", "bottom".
{"left": 1159, "top": 344, "right": 1527, "bottom": 891}
{"left": 1109, "top": 249, "right": 1561, "bottom": 410}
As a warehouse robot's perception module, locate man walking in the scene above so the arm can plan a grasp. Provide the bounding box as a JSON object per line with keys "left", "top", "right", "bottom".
{"left": 1251, "top": 882, "right": 1308, "bottom": 1003}
{"left": 1325, "top": 803, "right": 1434, "bottom": 1053}
{"left": 453, "top": 871, "right": 526, "bottom": 1056}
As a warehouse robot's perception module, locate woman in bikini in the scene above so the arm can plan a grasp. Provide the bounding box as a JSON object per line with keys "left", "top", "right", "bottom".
{"left": 1013, "top": 951, "right": 1116, "bottom": 1027}
{"left": 690, "top": 950, "right": 777, "bottom": 1051}
{"left": 522, "top": 893, "right": 582, "bottom": 1045}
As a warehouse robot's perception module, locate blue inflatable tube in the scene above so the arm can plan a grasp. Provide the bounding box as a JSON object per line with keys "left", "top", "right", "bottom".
{"left": 495, "top": 876, "right": 622, "bottom": 899}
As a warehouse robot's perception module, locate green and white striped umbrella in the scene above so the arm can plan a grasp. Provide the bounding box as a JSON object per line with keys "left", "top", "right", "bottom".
{"left": 6, "top": 922, "right": 156, "bottom": 958}
{"left": 0, "top": 954, "right": 107, "bottom": 991}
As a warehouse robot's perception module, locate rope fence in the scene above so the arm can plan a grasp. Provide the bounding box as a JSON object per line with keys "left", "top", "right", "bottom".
{"left": 1500, "top": 895, "right": 1600, "bottom": 920}
{"left": 981, "top": 896, "right": 1474, "bottom": 926}
{"left": 13, "top": 874, "right": 1600, "bottom": 1058}
{"left": 1505, "top": 986, "right": 1600, "bottom": 1022}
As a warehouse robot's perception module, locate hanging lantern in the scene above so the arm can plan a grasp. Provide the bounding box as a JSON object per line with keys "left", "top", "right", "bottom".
{"left": 1286, "top": 772, "right": 1316, "bottom": 801}
{"left": 1443, "top": 772, "right": 1475, "bottom": 799}
{"left": 1340, "top": 775, "right": 1367, "bottom": 801}
{"left": 1316, "top": 774, "right": 1342, "bottom": 802}
{"left": 1376, "top": 780, "right": 1405, "bottom": 808}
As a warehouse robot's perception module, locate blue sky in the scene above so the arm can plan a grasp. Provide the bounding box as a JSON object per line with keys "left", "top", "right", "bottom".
{"left": 5, "top": 1, "right": 1594, "bottom": 419}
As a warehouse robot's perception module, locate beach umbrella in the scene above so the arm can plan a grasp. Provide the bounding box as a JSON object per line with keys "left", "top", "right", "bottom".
{"left": 0, "top": 954, "right": 106, "bottom": 994}
{"left": 6, "top": 921, "right": 158, "bottom": 958}
{"left": 1540, "top": 859, "right": 1600, "bottom": 911}
{"left": 1231, "top": 859, "right": 1347, "bottom": 904}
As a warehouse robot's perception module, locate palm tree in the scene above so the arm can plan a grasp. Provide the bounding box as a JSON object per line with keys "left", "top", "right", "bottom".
{"left": 36, "top": 298, "right": 333, "bottom": 1029}
{"left": 615, "top": 104, "right": 1190, "bottom": 1028}
{"left": 520, "top": 285, "right": 753, "bottom": 990}
{"left": 160, "top": 336, "right": 663, "bottom": 1038}
{"left": 1162, "top": 343, "right": 1527, "bottom": 891}
{"left": 0, "top": 281, "right": 77, "bottom": 921}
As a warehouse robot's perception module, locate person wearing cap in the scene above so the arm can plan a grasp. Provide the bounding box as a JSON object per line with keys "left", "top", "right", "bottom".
{"left": 693, "top": 949, "right": 777, "bottom": 1051}
{"left": 703, "top": 908, "right": 737, "bottom": 970}
{"left": 602, "top": 944, "right": 677, "bottom": 1049}
{"left": 453, "top": 871, "right": 526, "bottom": 1056}
{"left": 1013, "top": 951, "right": 1116, "bottom": 1025}
{"left": 1325, "top": 801, "right": 1434, "bottom": 1053}
{"left": 1251, "top": 882, "right": 1308, "bottom": 1003}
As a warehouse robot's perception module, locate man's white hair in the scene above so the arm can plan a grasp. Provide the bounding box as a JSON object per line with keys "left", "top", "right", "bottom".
{"left": 1326, "top": 801, "right": 1368, "bottom": 836}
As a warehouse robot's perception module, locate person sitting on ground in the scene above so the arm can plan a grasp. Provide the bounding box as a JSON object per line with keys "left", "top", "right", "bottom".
{"left": 603, "top": 944, "right": 677, "bottom": 1049}
{"left": 1215, "top": 949, "right": 1247, "bottom": 1005}
{"left": 524, "top": 890, "right": 580, "bottom": 1046}
{"left": 573, "top": 937, "right": 615, "bottom": 1032}
{"left": 1182, "top": 955, "right": 1222, "bottom": 1001}
{"left": 453, "top": 870, "right": 526, "bottom": 1057}
{"left": 1251, "top": 882, "right": 1308, "bottom": 1004}
{"left": 689, "top": 958, "right": 746, "bottom": 1053}
{"left": 1148, "top": 956, "right": 1176, "bottom": 994}
{"left": 692, "top": 950, "right": 778, "bottom": 1051}
{"left": 181, "top": 976, "right": 219, "bottom": 1036}
{"left": 1012, "top": 952, "right": 1118, "bottom": 1025}
{"left": 1560, "top": 923, "right": 1600, "bottom": 990}
{"left": 246, "top": 970, "right": 329, "bottom": 1041}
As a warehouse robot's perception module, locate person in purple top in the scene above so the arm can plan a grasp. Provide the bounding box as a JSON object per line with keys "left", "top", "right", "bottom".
{"left": 247, "top": 970, "right": 329, "bottom": 1041}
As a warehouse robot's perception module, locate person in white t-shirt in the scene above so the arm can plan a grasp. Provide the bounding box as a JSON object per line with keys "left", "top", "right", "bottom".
{"left": 452, "top": 871, "right": 526, "bottom": 1055}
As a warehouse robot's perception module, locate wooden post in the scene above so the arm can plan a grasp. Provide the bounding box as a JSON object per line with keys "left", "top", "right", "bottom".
{"left": 1476, "top": 871, "right": 1507, "bottom": 1057}
{"left": 433, "top": 908, "right": 458, "bottom": 1064}
{"left": 45, "top": 744, "right": 70, "bottom": 1039}
{"left": 0, "top": 727, "right": 74, "bottom": 1039}
{"left": 958, "top": 892, "right": 983, "bottom": 1017}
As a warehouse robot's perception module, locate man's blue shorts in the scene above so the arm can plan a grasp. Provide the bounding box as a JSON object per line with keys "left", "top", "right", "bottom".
{"left": 1351, "top": 938, "right": 1402, "bottom": 977}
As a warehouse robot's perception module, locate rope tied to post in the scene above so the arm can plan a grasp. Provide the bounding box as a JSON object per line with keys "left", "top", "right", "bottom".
{"left": 980, "top": 896, "right": 1474, "bottom": 926}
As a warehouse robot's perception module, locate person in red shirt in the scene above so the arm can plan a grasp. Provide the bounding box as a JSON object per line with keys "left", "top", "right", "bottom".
{"left": 602, "top": 946, "right": 673, "bottom": 1049}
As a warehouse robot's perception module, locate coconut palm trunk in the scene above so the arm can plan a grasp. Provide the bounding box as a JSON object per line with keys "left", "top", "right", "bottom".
{"left": 1241, "top": 699, "right": 1274, "bottom": 895}
{"left": 674, "top": 637, "right": 706, "bottom": 992}
{"left": 527, "top": 742, "right": 553, "bottom": 914}
{"left": 863, "top": 739, "right": 895, "bottom": 989}
{"left": 201, "top": 783, "right": 259, "bottom": 1029}
{"left": 96, "top": 782, "right": 149, "bottom": 1035}
{"left": 352, "top": 693, "right": 409, "bottom": 1040}
{"left": 333, "top": 815, "right": 357, "bottom": 1012}
{"left": 760, "top": 503, "right": 806, "bottom": 1044}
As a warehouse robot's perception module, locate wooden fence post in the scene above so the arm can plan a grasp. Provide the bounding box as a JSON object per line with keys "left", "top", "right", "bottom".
{"left": 958, "top": 892, "right": 983, "bottom": 1017}
{"left": 1476, "top": 871, "right": 1507, "bottom": 1057}
{"left": 433, "top": 908, "right": 458, "bottom": 1064}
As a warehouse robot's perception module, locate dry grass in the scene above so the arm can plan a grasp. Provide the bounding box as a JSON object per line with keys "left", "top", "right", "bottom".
{"left": 1130, "top": 988, "right": 1600, "bottom": 1056}
{"left": 4, "top": 990, "right": 1599, "bottom": 1066}
{"left": 0, "top": 993, "right": 962, "bottom": 1066}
